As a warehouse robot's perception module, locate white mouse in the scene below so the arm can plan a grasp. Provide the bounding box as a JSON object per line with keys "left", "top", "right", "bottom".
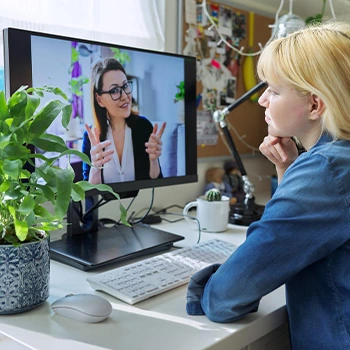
{"left": 51, "top": 293, "right": 112, "bottom": 323}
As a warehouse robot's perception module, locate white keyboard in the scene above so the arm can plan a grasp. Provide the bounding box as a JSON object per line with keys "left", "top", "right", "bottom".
{"left": 87, "top": 239, "right": 237, "bottom": 305}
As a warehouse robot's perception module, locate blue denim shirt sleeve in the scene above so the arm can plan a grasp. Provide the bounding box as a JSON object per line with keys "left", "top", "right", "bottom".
{"left": 186, "top": 264, "right": 221, "bottom": 315}
{"left": 187, "top": 143, "right": 350, "bottom": 323}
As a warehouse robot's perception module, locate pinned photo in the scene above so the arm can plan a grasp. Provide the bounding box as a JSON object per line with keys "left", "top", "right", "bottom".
{"left": 226, "top": 77, "right": 237, "bottom": 103}
{"left": 219, "top": 6, "right": 232, "bottom": 36}
{"left": 203, "top": 88, "right": 218, "bottom": 111}
{"left": 219, "top": 91, "right": 230, "bottom": 107}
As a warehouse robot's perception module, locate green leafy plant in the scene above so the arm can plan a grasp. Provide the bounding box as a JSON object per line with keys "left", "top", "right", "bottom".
{"left": 110, "top": 48, "right": 131, "bottom": 65}
{"left": 0, "top": 85, "right": 128, "bottom": 245}
{"left": 174, "top": 81, "right": 185, "bottom": 103}
{"left": 305, "top": 0, "right": 326, "bottom": 25}
{"left": 69, "top": 76, "right": 90, "bottom": 97}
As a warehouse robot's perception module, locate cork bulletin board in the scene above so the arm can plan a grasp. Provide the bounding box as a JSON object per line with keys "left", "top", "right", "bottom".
{"left": 182, "top": 0, "right": 274, "bottom": 157}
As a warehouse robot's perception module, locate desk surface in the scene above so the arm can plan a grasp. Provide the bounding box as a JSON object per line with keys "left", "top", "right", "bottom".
{"left": 0, "top": 220, "right": 287, "bottom": 350}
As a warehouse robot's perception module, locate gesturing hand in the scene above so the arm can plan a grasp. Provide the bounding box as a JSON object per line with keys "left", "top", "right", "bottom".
{"left": 145, "top": 122, "right": 166, "bottom": 161}
{"left": 84, "top": 123, "right": 114, "bottom": 169}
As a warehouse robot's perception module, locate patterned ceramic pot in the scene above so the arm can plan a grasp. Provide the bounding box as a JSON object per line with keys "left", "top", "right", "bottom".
{"left": 0, "top": 237, "right": 50, "bottom": 314}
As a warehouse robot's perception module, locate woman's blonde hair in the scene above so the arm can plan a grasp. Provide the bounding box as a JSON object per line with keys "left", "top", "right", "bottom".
{"left": 257, "top": 21, "right": 350, "bottom": 140}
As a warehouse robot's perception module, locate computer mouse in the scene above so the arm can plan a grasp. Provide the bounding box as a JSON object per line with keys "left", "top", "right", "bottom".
{"left": 51, "top": 293, "right": 112, "bottom": 323}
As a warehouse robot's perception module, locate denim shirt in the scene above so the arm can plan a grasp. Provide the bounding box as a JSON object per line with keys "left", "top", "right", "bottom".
{"left": 186, "top": 133, "right": 350, "bottom": 349}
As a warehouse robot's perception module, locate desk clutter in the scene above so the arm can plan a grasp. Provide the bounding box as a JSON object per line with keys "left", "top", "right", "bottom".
{"left": 87, "top": 239, "right": 237, "bottom": 305}
{"left": 183, "top": 0, "right": 273, "bottom": 157}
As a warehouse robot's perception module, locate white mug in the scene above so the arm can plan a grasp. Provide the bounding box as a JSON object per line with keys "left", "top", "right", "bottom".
{"left": 183, "top": 196, "right": 230, "bottom": 233}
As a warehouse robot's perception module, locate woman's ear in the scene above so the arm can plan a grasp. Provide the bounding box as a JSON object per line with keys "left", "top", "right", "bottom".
{"left": 309, "top": 94, "right": 326, "bottom": 120}
{"left": 95, "top": 92, "right": 105, "bottom": 108}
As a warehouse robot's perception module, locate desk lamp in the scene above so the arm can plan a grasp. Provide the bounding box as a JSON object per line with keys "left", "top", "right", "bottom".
{"left": 213, "top": 81, "right": 266, "bottom": 226}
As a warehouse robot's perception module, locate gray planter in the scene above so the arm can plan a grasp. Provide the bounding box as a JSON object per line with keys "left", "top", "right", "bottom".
{"left": 0, "top": 238, "right": 50, "bottom": 314}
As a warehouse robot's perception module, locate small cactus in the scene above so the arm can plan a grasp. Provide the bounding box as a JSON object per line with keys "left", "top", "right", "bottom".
{"left": 205, "top": 188, "right": 222, "bottom": 201}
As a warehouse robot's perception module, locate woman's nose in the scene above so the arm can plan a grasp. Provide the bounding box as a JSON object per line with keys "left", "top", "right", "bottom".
{"left": 258, "top": 90, "right": 268, "bottom": 107}
{"left": 120, "top": 89, "right": 128, "bottom": 100}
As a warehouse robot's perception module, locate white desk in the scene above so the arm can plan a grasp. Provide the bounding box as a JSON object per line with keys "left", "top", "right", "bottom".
{"left": 0, "top": 221, "right": 288, "bottom": 350}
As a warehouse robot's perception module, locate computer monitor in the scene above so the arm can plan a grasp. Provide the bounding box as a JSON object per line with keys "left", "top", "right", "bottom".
{"left": 3, "top": 27, "right": 197, "bottom": 270}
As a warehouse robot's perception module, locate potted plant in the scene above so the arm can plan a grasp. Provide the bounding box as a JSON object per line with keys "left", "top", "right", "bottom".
{"left": 0, "top": 85, "right": 127, "bottom": 314}
{"left": 183, "top": 188, "right": 230, "bottom": 232}
{"left": 174, "top": 81, "right": 185, "bottom": 123}
{"left": 205, "top": 188, "right": 223, "bottom": 201}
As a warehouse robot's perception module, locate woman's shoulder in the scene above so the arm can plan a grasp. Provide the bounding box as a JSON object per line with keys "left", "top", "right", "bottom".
{"left": 130, "top": 115, "right": 153, "bottom": 129}
{"left": 127, "top": 114, "right": 151, "bottom": 127}
{"left": 137, "top": 115, "right": 152, "bottom": 125}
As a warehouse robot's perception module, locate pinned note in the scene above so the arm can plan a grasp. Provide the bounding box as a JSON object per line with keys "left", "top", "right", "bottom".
{"left": 185, "top": 0, "right": 197, "bottom": 25}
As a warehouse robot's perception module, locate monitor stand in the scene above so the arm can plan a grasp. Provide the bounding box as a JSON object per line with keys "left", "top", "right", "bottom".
{"left": 49, "top": 196, "right": 184, "bottom": 271}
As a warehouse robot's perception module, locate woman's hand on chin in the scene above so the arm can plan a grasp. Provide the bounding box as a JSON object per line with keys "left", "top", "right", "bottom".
{"left": 259, "top": 135, "right": 299, "bottom": 181}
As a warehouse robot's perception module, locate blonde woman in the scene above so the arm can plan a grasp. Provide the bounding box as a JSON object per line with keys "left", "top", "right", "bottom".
{"left": 187, "top": 22, "right": 350, "bottom": 349}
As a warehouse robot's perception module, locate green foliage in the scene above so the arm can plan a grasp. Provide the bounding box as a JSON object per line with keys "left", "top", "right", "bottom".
{"left": 174, "top": 81, "right": 185, "bottom": 103}
{"left": 68, "top": 46, "right": 89, "bottom": 105}
{"left": 205, "top": 188, "right": 222, "bottom": 202}
{"left": 305, "top": 0, "right": 326, "bottom": 25}
{"left": 110, "top": 48, "right": 131, "bottom": 65}
{"left": 0, "top": 86, "right": 128, "bottom": 245}
{"left": 69, "top": 76, "right": 90, "bottom": 97}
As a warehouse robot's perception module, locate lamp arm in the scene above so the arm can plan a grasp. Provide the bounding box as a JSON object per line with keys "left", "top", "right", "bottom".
{"left": 213, "top": 81, "right": 267, "bottom": 122}
{"left": 213, "top": 81, "right": 267, "bottom": 202}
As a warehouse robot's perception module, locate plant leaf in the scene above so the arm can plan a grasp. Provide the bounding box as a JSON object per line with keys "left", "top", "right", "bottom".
{"left": 0, "top": 180, "right": 10, "bottom": 192}
{"left": 52, "top": 149, "right": 91, "bottom": 165}
{"left": 26, "top": 100, "right": 68, "bottom": 142}
{"left": 8, "top": 90, "right": 27, "bottom": 126}
{"left": 55, "top": 167, "right": 75, "bottom": 219}
{"left": 0, "top": 91, "right": 10, "bottom": 120}
{"left": 34, "top": 204, "right": 56, "bottom": 221}
{"left": 25, "top": 93, "right": 40, "bottom": 120}
{"left": 75, "top": 181, "right": 130, "bottom": 226}
{"left": 71, "top": 182, "right": 86, "bottom": 202}
{"left": 18, "top": 196, "right": 35, "bottom": 214}
{"left": 3, "top": 159, "right": 22, "bottom": 179}
{"left": 31, "top": 134, "right": 69, "bottom": 153}
{"left": 40, "top": 221, "right": 62, "bottom": 231}
{"left": 14, "top": 220, "right": 29, "bottom": 242}
{"left": 62, "top": 104, "right": 73, "bottom": 130}
{"left": 3, "top": 143, "right": 30, "bottom": 158}
{"left": 4, "top": 188, "right": 23, "bottom": 201}
{"left": 9, "top": 206, "right": 28, "bottom": 242}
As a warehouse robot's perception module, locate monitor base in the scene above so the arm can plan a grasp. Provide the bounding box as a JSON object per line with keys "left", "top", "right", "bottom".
{"left": 50, "top": 223, "right": 184, "bottom": 271}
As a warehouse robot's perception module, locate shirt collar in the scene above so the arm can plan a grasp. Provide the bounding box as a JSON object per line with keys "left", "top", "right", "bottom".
{"left": 313, "top": 132, "right": 333, "bottom": 148}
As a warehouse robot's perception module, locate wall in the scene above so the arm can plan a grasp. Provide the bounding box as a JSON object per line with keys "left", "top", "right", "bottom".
{"left": 100, "top": 0, "right": 277, "bottom": 221}
{"left": 227, "top": 0, "right": 350, "bottom": 20}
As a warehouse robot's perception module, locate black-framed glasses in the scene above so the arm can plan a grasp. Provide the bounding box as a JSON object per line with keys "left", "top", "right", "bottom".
{"left": 99, "top": 80, "right": 133, "bottom": 101}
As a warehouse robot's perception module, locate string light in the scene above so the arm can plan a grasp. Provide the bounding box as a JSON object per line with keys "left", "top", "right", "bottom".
{"left": 201, "top": 0, "right": 286, "bottom": 57}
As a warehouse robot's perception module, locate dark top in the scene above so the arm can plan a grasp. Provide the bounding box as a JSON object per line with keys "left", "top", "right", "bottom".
{"left": 82, "top": 116, "right": 163, "bottom": 183}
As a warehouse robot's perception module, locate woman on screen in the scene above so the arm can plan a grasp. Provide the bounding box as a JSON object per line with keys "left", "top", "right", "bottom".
{"left": 82, "top": 57, "right": 166, "bottom": 184}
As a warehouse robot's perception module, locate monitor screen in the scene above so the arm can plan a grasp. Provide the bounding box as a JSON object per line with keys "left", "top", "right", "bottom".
{"left": 3, "top": 27, "right": 197, "bottom": 195}
{"left": 3, "top": 27, "right": 197, "bottom": 270}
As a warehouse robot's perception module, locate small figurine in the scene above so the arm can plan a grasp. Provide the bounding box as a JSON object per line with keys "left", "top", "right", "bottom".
{"left": 203, "top": 167, "right": 237, "bottom": 206}
{"left": 223, "top": 160, "right": 245, "bottom": 203}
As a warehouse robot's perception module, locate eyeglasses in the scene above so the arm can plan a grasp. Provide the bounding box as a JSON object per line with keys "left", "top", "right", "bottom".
{"left": 99, "top": 80, "right": 133, "bottom": 101}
